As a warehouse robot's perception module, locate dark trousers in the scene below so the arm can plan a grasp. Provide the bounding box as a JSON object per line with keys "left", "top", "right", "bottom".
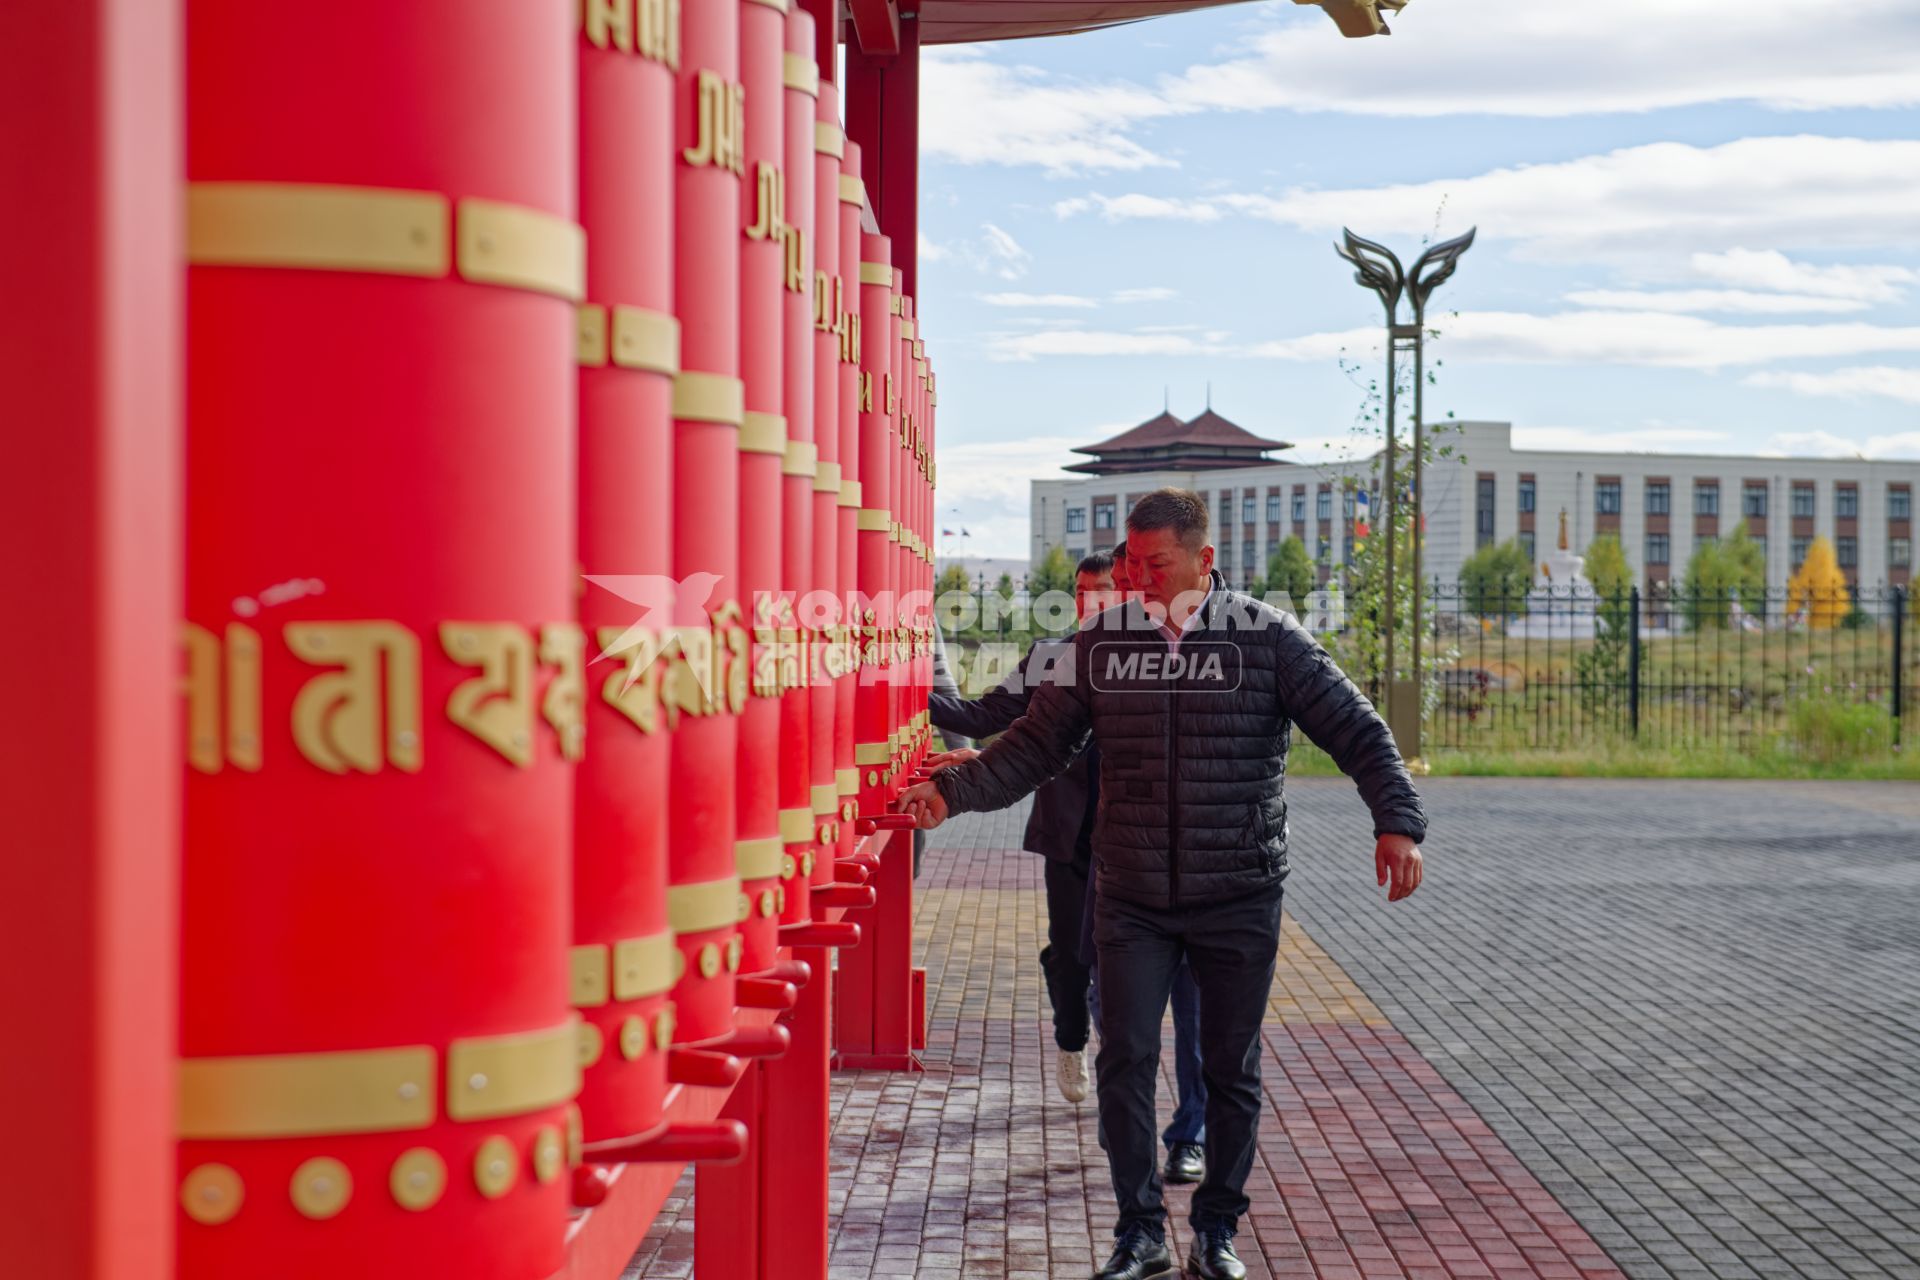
{"left": 1093, "top": 883, "right": 1283, "bottom": 1239}
{"left": 1090, "top": 956, "right": 1207, "bottom": 1148}
{"left": 1040, "top": 857, "right": 1094, "bottom": 1052}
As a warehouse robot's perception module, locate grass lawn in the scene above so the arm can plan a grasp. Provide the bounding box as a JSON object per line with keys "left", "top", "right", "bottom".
{"left": 1288, "top": 740, "right": 1920, "bottom": 782}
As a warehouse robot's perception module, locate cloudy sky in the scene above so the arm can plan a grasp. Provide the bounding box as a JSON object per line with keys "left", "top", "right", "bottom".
{"left": 911, "top": 0, "right": 1920, "bottom": 558}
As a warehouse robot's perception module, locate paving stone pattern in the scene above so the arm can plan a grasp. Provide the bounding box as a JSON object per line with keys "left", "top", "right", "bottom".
{"left": 628, "top": 778, "right": 1920, "bottom": 1279}
{"left": 1280, "top": 778, "right": 1920, "bottom": 1280}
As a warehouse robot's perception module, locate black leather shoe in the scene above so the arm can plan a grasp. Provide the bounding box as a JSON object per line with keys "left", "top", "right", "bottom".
{"left": 1093, "top": 1230, "right": 1175, "bottom": 1280}
{"left": 1162, "top": 1142, "right": 1205, "bottom": 1185}
{"left": 1187, "top": 1230, "right": 1247, "bottom": 1280}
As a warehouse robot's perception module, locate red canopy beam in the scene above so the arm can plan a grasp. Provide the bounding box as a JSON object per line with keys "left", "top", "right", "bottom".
{"left": 843, "top": 15, "right": 920, "bottom": 297}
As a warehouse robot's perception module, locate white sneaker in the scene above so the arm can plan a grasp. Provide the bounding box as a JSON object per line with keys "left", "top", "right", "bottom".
{"left": 1056, "top": 1049, "right": 1091, "bottom": 1103}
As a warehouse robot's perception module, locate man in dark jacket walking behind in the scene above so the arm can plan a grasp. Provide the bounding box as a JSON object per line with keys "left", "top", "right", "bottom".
{"left": 898, "top": 489, "right": 1427, "bottom": 1280}
{"left": 925, "top": 551, "right": 1116, "bottom": 1103}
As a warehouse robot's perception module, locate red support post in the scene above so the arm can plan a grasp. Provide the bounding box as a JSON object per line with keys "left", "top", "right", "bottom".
{"left": 0, "top": 4, "right": 181, "bottom": 1277}
{"left": 757, "top": 944, "right": 834, "bottom": 1276}
{"left": 843, "top": 16, "right": 919, "bottom": 298}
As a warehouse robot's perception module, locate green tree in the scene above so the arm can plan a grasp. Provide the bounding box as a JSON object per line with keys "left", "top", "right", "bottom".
{"left": 994, "top": 571, "right": 1014, "bottom": 599}
{"left": 1257, "top": 536, "right": 1316, "bottom": 609}
{"left": 934, "top": 563, "right": 972, "bottom": 598}
{"left": 1026, "top": 544, "right": 1076, "bottom": 597}
{"left": 1457, "top": 539, "right": 1533, "bottom": 618}
{"left": 1576, "top": 534, "right": 1632, "bottom": 708}
{"left": 1680, "top": 525, "right": 1765, "bottom": 630}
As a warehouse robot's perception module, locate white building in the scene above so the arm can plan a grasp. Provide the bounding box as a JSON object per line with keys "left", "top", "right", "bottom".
{"left": 1031, "top": 415, "right": 1917, "bottom": 593}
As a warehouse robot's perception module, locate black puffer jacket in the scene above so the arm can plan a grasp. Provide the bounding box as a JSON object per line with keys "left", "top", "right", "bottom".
{"left": 933, "top": 572, "right": 1427, "bottom": 910}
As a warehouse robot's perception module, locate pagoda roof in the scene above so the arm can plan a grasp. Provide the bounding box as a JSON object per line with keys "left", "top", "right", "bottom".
{"left": 1067, "top": 407, "right": 1291, "bottom": 475}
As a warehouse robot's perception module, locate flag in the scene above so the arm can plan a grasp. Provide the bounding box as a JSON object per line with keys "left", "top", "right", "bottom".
{"left": 1353, "top": 490, "right": 1370, "bottom": 539}
{"left": 961, "top": 526, "right": 971, "bottom": 536}
{"left": 942, "top": 527, "right": 955, "bottom": 537}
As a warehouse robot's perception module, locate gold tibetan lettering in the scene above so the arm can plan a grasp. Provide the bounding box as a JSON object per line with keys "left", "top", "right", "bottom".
{"left": 596, "top": 626, "right": 662, "bottom": 734}
{"left": 539, "top": 623, "right": 587, "bottom": 761}
{"left": 441, "top": 623, "right": 536, "bottom": 767}
{"left": 183, "top": 622, "right": 262, "bottom": 774}
{"left": 287, "top": 622, "right": 423, "bottom": 774}
{"left": 582, "top": 0, "right": 632, "bottom": 51}
{"left": 683, "top": 71, "right": 744, "bottom": 173}
{"left": 746, "top": 163, "right": 784, "bottom": 241}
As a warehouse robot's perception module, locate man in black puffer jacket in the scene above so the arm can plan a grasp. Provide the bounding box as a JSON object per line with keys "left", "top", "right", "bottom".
{"left": 898, "top": 488, "right": 1427, "bottom": 1280}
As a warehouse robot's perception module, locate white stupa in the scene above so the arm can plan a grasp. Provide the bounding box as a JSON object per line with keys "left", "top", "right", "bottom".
{"left": 1508, "top": 508, "right": 1598, "bottom": 637}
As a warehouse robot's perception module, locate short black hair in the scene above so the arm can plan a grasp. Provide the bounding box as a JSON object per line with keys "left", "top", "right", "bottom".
{"left": 1076, "top": 550, "right": 1114, "bottom": 577}
{"left": 1126, "top": 488, "right": 1209, "bottom": 552}
{"left": 1112, "top": 538, "right": 1127, "bottom": 558}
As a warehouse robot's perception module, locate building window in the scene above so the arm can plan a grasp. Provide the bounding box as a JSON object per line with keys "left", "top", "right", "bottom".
{"left": 1891, "top": 537, "right": 1912, "bottom": 568}
{"left": 1646, "top": 481, "right": 1670, "bottom": 516}
{"left": 1219, "top": 543, "right": 1232, "bottom": 570}
{"left": 1093, "top": 502, "right": 1115, "bottom": 530}
{"left": 1476, "top": 476, "right": 1495, "bottom": 547}
{"left": 1836, "top": 485, "right": 1859, "bottom": 519}
{"left": 1751, "top": 534, "right": 1767, "bottom": 565}
{"left": 1697, "top": 533, "right": 1718, "bottom": 549}
{"left": 1647, "top": 533, "right": 1669, "bottom": 565}
{"left": 1519, "top": 530, "right": 1536, "bottom": 565}
{"left": 1342, "top": 490, "right": 1357, "bottom": 521}
{"left": 1743, "top": 484, "right": 1768, "bottom": 518}
{"left": 1518, "top": 478, "right": 1536, "bottom": 514}
{"left": 1240, "top": 494, "right": 1254, "bottom": 525}
{"left": 1837, "top": 536, "right": 1858, "bottom": 568}
{"left": 1316, "top": 490, "right": 1332, "bottom": 521}
{"left": 1266, "top": 493, "right": 1281, "bottom": 523}
{"left": 1791, "top": 535, "right": 1811, "bottom": 567}
{"left": 1695, "top": 482, "right": 1719, "bottom": 517}
{"left": 1065, "top": 507, "right": 1087, "bottom": 534}
{"left": 1791, "top": 484, "right": 1815, "bottom": 518}
{"left": 1891, "top": 488, "right": 1912, "bottom": 521}
{"left": 1292, "top": 491, "right": 1306, "bottom": 523}
{"left": 1595, "top": 481, "right": 1621, "bottom": 515}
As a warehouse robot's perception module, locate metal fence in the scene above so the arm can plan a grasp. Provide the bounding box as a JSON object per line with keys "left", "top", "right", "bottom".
{"left": 1417, "top": 582, "right": 1913, "bottom": 754}
{"left": 938, "top": 576, "right": 1915, "bottom": 755}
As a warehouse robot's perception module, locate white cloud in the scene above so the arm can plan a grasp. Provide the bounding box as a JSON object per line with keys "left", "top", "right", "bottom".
{"left": 1056, "top": 192, "right": 1221, "bottom": 223}
{"left": 1564, "top": 289, "right": 1868, "bottom": 315}
{"left": 1744, "top": 366, "right": 1920, "bottom": 405}
{"left": 1163, "top": 0, "right": 1920, "bottom": 118}
{"left": 920, "top": 49, "right": 1179, "bottom": 176}
{"left": 918, "top": 230, "right": 950, "bottom": 264}
{"left": 986, "top": 330, "right": 1221, "bottom": 362}
{"left": 980, "top": 224, "right": 1031, "bottom": 280}
{"left": 1760, "top": 430, "right": 1920, "bottom": 459}
{"left": 1250, "top": 311, "right": 1920, "bottom": 370}
{"left": 1688, "top": 249, "right": 1918, "bottom": 302}
{"left": 977, "top": 292, "right": 1098, "bottom": 308}
{"left": 918, "top": 5, "right": 1920, "bottom": 181}
{"left": 1511, "top": 425, "right": 1736, "bottom": 453}
{"left": 1061, "top": 138, "right": 1920, "bottom": 264}
{"left": 1112, "top": 287, "right": 1177, "bottom": 303}
{"left": 931, "top": 433, "right": 1100, "bottom": 556}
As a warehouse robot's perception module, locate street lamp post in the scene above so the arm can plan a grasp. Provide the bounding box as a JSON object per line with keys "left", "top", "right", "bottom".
{"left": 1335, "top": 226, "right": 1474, "bottom": 759}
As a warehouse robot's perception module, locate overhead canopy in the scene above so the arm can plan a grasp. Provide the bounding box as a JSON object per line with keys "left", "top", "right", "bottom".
{"left": 913, "top": 0, "right": 1402, "bottom": 46}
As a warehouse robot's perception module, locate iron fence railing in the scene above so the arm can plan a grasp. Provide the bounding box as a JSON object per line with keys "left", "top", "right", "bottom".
{"left": 937, "top": 575, "right": 1914, "bottom": 754}
{"left": 1416, "top": 582, "right": 1911, "bottom": 753}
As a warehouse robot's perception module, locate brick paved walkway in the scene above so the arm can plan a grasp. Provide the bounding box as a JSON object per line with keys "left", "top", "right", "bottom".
{"left": 627, "top": 778, "right": 1920, "bottom": 1279}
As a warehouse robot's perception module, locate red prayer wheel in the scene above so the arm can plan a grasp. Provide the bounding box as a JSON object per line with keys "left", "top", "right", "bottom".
{"left": 734, "top": 0, "right": 788, "bottom": 977}
{"left": 180, "top": 2, "right": 579, "bottom": 1276}
{"left": 832, "top": 139, "right": 866, "bottom": 870}
{"left": 670, "top": 0, "right": 747, "bottom": 1045}
{"left": 573, "top": 0, "right": 681, "bottom": 1145}
{"left": 779, "top": 9, "right": 823, "bottom": 928}
{"left": 807, "top": 84, "right": 847, "bottom": 892}
{"left": 855, "top": 232, "right": 895, "bottom": 820}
